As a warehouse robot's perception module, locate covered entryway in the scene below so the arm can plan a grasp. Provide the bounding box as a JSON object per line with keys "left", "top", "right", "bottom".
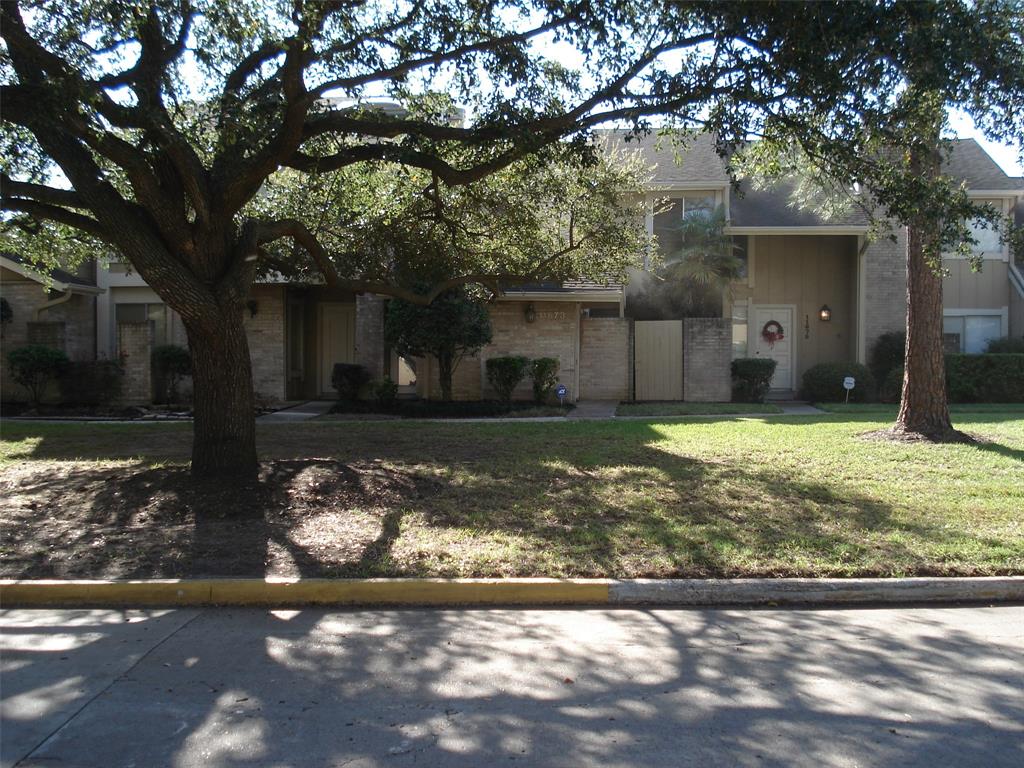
{"left": 318, "top": 303, "right": 355, "bottom": 396}
{"left": 751, "top": 304, "right": 795, "bottom": 391}
{"left": 634, "top": 320, "right": 683, "bottom": 400}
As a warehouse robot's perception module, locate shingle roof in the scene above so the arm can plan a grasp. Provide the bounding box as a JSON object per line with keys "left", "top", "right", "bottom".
{"left": 595, "top": 130, "right": 729, "bottom": 187}
{"left": 943, "top": 139, "right": 1022, "bottom": 191}
{"left": 729, "top": 179, "right": 872, "bottom": 229}
{"left": 1, "top": 252, "right": 98, "bottom": 289}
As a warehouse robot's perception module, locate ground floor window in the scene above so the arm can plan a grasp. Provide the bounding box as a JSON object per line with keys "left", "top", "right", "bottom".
{"left": 942, "top": 313, "right": 1003, "bottom": 354}
{"left": 115, "top": 302, "right": 168, "bottom": 349}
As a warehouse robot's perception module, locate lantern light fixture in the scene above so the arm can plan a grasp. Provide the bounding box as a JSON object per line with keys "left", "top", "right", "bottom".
{"left": 819, "top": 304, "right": 832, "bottom": 322}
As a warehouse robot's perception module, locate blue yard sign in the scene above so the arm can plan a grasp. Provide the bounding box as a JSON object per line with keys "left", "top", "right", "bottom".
{"left": 556, "top": 384, "right": 568, "bottom": 404}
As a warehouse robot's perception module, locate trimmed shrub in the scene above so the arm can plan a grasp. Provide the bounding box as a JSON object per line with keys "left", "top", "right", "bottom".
{"left": 881, "top": 365, "right": 904, "bottom": 403}
{"left": 371, "top": 376, "right": 399, "bottom": 406}
{"left": 869, "top": 330, "right": 905, "bottom": 384}
{"left": 730, "top": 358, "right": 777, "bottom": 403}
{"left": 985, "top": 336, "right": 1024, "bottom": 354}
{"left": 6, "top": 345, "right": 69, "bottom": 406}
{"left": 151, "top": 344, "right": 191, "bottom": 404}
{"left": 59, "top": 359, "right": 124, "bottom": 406}
{"left": 801, "top": 362, "right": 876, "bottom": 403}
{"left": 946, "top": 354, "right": 1024, "bottom": 402}
{"left": 530, "top": 357, "right": 560, "bottom": 404}
{"left": 331, "top": 363, "right": 370, "bottom": 401}
{"left": 485, "top": 355, "right": 530, "bottom": 404}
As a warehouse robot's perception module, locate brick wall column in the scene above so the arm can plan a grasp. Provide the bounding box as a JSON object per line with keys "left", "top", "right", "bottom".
{"left": 683, "top": 318, "right": 732, "bottom": 402}
{"left": 861, "top": 229, "right": 908, "bottom": 359}
{"left": 355, "top": 293, "right": 386, "bottom": 380}
{"left": 118, "top": 321, "right": 152, "bottom": 405}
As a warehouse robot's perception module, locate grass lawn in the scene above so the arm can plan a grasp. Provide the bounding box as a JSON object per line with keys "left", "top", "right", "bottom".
{"left": 615, "top": 402, "right": 783, "bottom": 417}
{"left": 1, "top": 412, "right": 1021, "bottom": 580}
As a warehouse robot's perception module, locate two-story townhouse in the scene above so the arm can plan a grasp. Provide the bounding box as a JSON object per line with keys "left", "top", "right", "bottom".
{"left": 3, "top": 132, "right": 1021, "bottom": 406}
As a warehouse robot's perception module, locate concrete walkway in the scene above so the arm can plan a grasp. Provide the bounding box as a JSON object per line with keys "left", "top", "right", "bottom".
{"left": 257, "top": 400, "right": 336, "bottom": 423}
{"left": 2, "top": 605, "right": 1021, "bottom": 767}
{"left": 567, "top": 400, "right": 619, "bottom": 419}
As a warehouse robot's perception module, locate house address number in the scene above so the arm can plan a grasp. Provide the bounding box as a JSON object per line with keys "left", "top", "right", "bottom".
{"left": 536, "top": 311, "right": 566, "bottom": 321}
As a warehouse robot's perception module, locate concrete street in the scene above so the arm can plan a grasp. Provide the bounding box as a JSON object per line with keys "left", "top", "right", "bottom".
{"left": 1, "top": 606, "right": 1021, "bottom": 767}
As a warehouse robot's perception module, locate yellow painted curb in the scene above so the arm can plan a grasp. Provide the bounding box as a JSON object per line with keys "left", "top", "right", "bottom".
{"left": 0, "top": 578, "right": 612, "bottom": 607}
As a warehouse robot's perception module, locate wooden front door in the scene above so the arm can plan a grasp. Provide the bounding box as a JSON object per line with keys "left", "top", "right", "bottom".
{"left": 318, "top": 303, "right": 355, "bottom": 395}
{"left": 751, "top": 305, "right": 795, "bottom": 391}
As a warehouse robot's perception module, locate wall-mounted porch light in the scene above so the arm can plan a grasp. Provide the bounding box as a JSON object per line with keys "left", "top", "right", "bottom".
{"left": 819, "top": 304, "right": 832, "bottom": 322}
{"left": 524, "top": 302, "right": 537, "bottom": 323}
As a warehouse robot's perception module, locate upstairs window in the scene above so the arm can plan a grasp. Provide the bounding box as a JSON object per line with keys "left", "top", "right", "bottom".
{"left": 942, "top": 313, "right": 1002, "bottom": 354}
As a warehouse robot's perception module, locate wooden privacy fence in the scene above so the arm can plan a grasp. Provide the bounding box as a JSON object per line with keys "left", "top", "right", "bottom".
{"left": 634, "top": 320, "right": 683, "bottom": 400}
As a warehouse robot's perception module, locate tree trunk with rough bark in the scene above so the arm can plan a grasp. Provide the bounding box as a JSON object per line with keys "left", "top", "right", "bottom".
{"left": 892, "top": 120, "right": 963, "bottom": 442}
{"left": 894, "top": 218, "right": 956, "bottom": 439}
{"left": 184, "top": 304, "right": 259, "bottom": 481}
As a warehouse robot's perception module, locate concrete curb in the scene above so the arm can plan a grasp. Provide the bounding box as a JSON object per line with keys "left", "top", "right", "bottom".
{"left": 2, "top": 576, "right": 1023, "bottom": 608}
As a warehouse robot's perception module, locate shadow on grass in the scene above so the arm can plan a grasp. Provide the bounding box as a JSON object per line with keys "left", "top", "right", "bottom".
{"left": 1, "top": 419, "right": 1018, "bottom": 579}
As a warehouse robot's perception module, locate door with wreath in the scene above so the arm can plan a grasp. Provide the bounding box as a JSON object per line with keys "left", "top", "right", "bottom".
{"left": 751, "top": 305, "right": 795, "bottom": 392}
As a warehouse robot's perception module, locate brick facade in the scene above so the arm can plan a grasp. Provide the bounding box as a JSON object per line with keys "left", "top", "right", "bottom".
{"left": 243, "top": 285, "right": 286, "bottom": 402}
{"left": 118, "top": 321, "right": 152, "bottom": 404}
{"left": 1, "top": 272, "right": 96, "bottom": 403}
{"left": 579, "top": 316, "right": 632, "bottom": 401}
{"left": 861, "top": 230, "right": 908, "bottom": 357}
{"left": 683, "top": 318, "right": 732, "bottom": 402}
{"left": 416, "top": 300, "right": 582, "bottom": 401}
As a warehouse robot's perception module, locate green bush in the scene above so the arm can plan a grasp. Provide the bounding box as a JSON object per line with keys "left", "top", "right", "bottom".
{"left": 730, "top": 358, "right": 777, "bottom": 403}
{"left": 801, "top": 362, "right": 876, "bottom": 403}
{"left": 946, "top": 354, "right": 1024, "bottom": 402}
{"left": 331, "top": 363, "right": 370, "bottom": 401}
{"left": 59, "top": 359, "right": 124, "bottom": 406}
{"left": 881, "top": 365, "right": 904, "bottom": 403}
{"left": 530, "top": 357, "right": 560, "bottom": 404}
{"left": 869, "top": 330, "right": 905, "bottom": 384}
{"left": 371, "top": 376, "right": 399, "bottom": 406}
{"left": 985, "top": 336, "right": 1024, "bottom": 354}
{"left": 6, "top": 345, "right": 69, "bottom": 406}
{"left": 485, "top": 355, "right": 530, "bottom": 403}
{"left": 151, "top": 344, "right": 191, "bottom": 404}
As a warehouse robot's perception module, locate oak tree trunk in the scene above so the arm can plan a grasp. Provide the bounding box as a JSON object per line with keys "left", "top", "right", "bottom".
{"left": 185, "top": 305, "right": 259, "bottom": 481}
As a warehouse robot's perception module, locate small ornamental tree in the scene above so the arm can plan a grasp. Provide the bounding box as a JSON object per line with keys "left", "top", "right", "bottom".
{"left": 385, "top": 291, "right": 492, "bottom": 402}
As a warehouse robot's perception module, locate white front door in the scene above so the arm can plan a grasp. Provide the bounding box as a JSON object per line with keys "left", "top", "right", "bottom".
{"left": 318, "top": 303, "right": 356, "bottom": 395}
{"left": 751, "top": 305, "right": 795, "bottom": 391}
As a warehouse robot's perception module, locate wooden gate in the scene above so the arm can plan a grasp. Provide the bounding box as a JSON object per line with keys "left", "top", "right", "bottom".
{"left": 634, "top": 320, "right": 683, "bottom": 400}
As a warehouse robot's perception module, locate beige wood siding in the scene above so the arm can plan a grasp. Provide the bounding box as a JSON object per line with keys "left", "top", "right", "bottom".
{"left": 942, "top": 259, "right": 1010, "bottom": 310}
{"left": 634, "top": 320, "right": 683, "bottom": 400}
{"left": 318, "top": 303, "right": 355, "bottom": 395}
{"left": 742, "top": 235, "right": 858, "bottom": 382}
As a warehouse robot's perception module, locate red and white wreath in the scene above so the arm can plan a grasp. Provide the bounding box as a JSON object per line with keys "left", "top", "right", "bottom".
{"left": 761, "top": 320, "right": 785, "bottom": 348}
